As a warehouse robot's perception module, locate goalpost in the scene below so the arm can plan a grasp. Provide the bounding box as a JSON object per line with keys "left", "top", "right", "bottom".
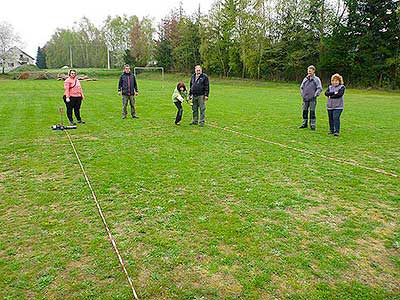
{"left": 134, "top": 67, "right": 165, "bottom": 89}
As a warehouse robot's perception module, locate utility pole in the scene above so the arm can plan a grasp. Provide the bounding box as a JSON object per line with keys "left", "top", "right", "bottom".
{"left": 107, "top": 48, "right": 110, "bottom": 69}
{"left": 69, "top": 45, "right": 73, "bottom": 68}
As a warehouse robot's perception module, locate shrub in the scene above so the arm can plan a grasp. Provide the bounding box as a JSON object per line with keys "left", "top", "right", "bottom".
{"left": 18, "top": 72, "right": 30, "bottom": 80}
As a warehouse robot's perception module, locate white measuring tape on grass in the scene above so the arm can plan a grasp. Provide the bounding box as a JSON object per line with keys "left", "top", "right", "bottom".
{"left": 64, "top": 130, "right": 139, "bottom": 300}
{"left": 208, "top": 123, "right": 398, "bottom": 178}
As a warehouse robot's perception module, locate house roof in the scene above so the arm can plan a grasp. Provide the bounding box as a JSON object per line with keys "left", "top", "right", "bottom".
{"left": 9, "top": 46, "right": 35, "bottom": 60}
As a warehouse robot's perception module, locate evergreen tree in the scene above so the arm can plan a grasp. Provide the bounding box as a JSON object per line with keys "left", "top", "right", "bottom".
{"left": 35, "top": 46, "right": 47, "bottom": 69}
{"left": 321, "top": 0, "right": 400, "bottom": 87}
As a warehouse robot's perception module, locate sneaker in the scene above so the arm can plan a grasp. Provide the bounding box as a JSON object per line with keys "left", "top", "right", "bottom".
{"left": 132, "top": 115, "right": 139, "bottom": 119}
{"left": 334, "top": 132, "right": 339, "bottom": 136}
{"left": 199, "top": 123, "right": 205, "bottom": 127}
{"left": 328, "top": 131, "right": 334, "bottom": 134}
{"left": 299, "top": 124, "right": 307, "bottom": 128}
{"left": 189, "top": 122, "right": 198, "bottom": 125}
{"left": 122, "top": 116, "right": 126, "bottom": 119}
{"left": 175, "top": 122, "right": 180, "bottom": 126}
{"left": 69, "top": 121, "right": 76, "bottom": 125}
{"left": 77, "top": 120, "right": 85, "bottom": 124}
{"left": 310, "top": 126, "right": 316, "bottom": 131}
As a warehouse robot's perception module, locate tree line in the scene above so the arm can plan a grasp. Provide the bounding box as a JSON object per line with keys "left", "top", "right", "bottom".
{"left": 37, "top": 0, "right": 399, "bottom": 88}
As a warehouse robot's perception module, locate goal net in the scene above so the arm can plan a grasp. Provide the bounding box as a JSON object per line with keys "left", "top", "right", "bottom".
{"left": 134, "top": 67, "right": 165, "bottom": 89}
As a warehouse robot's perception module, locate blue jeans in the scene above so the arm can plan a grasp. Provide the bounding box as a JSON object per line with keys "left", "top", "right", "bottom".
{"left": 327, "top": 109, "right": 343, "bottom": 133}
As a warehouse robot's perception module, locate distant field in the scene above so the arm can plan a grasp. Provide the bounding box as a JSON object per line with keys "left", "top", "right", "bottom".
{"left": 0, "top": 76, "right": 399, "bottom": 300}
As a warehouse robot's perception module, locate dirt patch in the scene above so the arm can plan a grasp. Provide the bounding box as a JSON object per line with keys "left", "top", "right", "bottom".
{"left": 270, "top": 273, "right": 292, "bottom": 298}
{"left": 338, "top": 237, "right": 399, "bottom": 291}
{"left": 73, "top": 134, "right": 100, "bottom": 141}
{"left": 172, "top": 264, "right": 242, "bottom": 297}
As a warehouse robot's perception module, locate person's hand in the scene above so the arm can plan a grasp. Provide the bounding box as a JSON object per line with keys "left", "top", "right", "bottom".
{"left": 135, "top": 92, "right": 139, "bottom": 96}
{"left": 118, "top": 91, "right": 121, "bottom": 96}
{"left": 66, "top": 97, "right": 70, "bottom": 103}
{"left": 204, "top": 96, "right": 209, "bottom": 101}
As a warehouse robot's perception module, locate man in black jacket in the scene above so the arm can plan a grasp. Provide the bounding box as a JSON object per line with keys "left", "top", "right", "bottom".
{"left": 189, "top": 65, "right": 209, "bottom": 126}
{"left": 118, "top": 64, "right": 139, "bottom": 119}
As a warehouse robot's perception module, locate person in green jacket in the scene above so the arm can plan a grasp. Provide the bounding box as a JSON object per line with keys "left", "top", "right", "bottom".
{"left": 172, "top": 82, "right": 188, "bottom": 125}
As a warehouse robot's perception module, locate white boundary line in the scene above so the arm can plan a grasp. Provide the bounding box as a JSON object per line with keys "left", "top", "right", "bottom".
{"left": 64, "top": 130, "right": 139, "bottom": 300}
{"left": 208, "top": 123, "right": 398, "bottom": 178}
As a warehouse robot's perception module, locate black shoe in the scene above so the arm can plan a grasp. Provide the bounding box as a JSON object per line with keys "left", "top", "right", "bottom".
{"left": 77, "top": 120, "right": 85, "bottom": 124}
{"left": 199, "top": 123, "right": 205, "bottom": 127}
{"left": 175, "top": 122, "right": 180, "bottom": 125}
{"left": 299, "top": 124, "right": 307, "bottom": 128}
{"left": 189, "top": 122, "right": 198, "bottom": 125}
{"left": 122, "top": 116, "right": 126, "bottom": 119}
{"left": 310, "top": 126, "right": 316, "bottom": 131}
{"left": 328, "top": 131, "right": 334, "bottom": 134}
{"left": 69, "top": 121, "right": 76, "bottom": 125}
{"left": 132, "top": 115, "right": 139, "bottom": 119}
{"left": 334, "top": 132, "right": 339, "bottom": 136}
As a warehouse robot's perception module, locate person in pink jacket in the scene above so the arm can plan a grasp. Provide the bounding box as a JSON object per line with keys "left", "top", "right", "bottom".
{"left": 63, "top": 69, "right": 85, "bottom": 125}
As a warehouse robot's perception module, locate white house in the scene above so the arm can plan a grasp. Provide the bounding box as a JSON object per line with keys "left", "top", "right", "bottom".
{"left": 0, "top": 47, "right": 35, "bottom": 73}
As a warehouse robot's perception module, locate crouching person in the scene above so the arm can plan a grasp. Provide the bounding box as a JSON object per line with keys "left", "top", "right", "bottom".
{"left": 172, "top": 82, "right": 187, "bottom": 125}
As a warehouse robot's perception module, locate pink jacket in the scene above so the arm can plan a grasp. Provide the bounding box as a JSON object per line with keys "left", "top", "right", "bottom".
{"left": 64, "top": 77, "right": 84, "bottom": 99}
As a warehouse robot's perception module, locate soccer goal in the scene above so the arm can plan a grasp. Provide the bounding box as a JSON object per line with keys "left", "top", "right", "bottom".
{"left": 134, "top": 66, "right": 165, "bottom": 89}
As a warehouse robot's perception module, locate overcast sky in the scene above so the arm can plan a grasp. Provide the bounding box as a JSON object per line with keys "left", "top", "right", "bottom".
{"left": 1, "top": 0, "right": 215, "bottom": 58}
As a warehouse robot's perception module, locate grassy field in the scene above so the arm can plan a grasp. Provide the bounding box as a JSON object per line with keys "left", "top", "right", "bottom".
{"left": 0, "top": 75, "right": 399, "bottom": 300}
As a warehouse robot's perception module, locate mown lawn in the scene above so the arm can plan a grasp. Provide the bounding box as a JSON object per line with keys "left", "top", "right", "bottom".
{"left": 0, "top": 76, "right": 399, "bottom": 300}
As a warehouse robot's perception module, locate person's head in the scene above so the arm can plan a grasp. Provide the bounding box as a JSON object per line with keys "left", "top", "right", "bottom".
{"left": 307, "top": 65, "right": 316, "bottom": 77}
{"left": 177, "top": 82, "right": 186, "bottom": 92}
{"left": 195, "top": 65, "right": 202, "bottom": 76}
{"left": 69, "top": 69, "right": 77, "bottom": 78}
{"left": 331, "top": 73, "right": 344, "bottom": 86}
{"left": 124, "top": 64, "right": 130, "bottom": 73}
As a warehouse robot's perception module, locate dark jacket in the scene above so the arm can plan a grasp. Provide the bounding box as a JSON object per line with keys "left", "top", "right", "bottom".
{"left": 189, "top": 73, "right": 209, "bottom": 97}
{"left": 118, "top": 72, "right": 138, "bottom": 96}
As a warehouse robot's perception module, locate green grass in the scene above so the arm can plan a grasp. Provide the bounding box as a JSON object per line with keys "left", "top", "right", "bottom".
{"left": 0, "top": 76, "right": 399, "bottom": 300}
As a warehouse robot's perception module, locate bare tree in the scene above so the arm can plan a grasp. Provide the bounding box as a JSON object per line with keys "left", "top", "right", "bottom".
{"left": 0, "top": 22, "right": 20, "bottom": 73}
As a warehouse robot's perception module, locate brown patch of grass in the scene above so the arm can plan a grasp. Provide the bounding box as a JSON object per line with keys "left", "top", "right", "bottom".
{"left": 338, "top": 237, "right": 399, "bottom": 291}
{"left": 74, "top": 134, "right": 100, "bottom": 141}
{"left": 270, "top": 273, "right": 291, "bottom": 298}
{"left": 136, "top": 267, "right": 151, "bottom": 290}
{"left": 44, "top": 255, "right": 119, "bottom": 299}
{"left": 172, "top": 264, "right": 242, "bottom": 297}
{"left": 218, "top": 243, "right": 237, "bottom": 257}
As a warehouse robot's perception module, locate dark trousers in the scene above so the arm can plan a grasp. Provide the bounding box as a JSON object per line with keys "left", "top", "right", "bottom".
{"left": 302, "top": 97, "right": 317, "bottom": 127}
{"left": 64, "top": 96, "right": 83, "bottom": 122}
{"left": 174, "top": 101, "right": 183, "bottom": 124}
{"left": 122, "top": 95, "right": 136, "bottom": 117}
{"left": 192, "top": 95, "right": 206, "bottom": 125}
{"left": 327, "top": 109, "right": 343, "bottom": 133}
